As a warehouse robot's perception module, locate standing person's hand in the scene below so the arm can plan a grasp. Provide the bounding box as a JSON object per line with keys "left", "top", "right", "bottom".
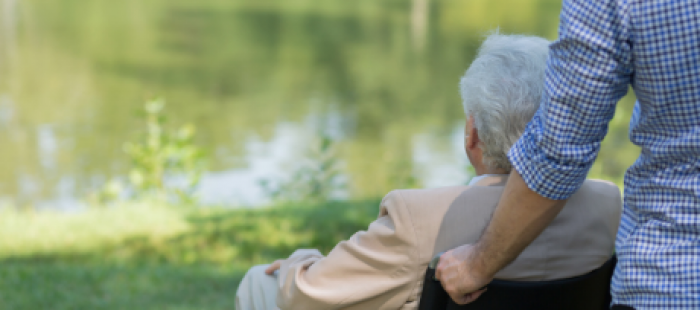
{"left": 435, "top": 244, "right": 492, "bottom": 304}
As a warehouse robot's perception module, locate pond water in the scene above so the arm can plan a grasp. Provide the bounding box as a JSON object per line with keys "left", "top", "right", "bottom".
{"left": 0, "top": 0, "right": 639, "bottom": 209}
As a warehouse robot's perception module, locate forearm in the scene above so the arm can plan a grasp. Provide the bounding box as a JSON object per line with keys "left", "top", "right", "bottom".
{"left": 471, "top": 170, "right": 566, "bottom": 279}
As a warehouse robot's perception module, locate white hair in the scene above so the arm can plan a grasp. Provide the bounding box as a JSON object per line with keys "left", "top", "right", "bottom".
{"left": 460, "top": 33, "right": 550, "bottom": 171}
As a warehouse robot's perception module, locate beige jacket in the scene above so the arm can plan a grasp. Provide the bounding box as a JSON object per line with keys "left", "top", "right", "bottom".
{"left": 277, "top": 176, "right": 622, "bottom": 310}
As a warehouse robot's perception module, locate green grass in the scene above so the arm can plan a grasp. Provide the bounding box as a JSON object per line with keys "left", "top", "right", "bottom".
{"left": 0, "top": 199, "right": 380, "bottom": 310}
{"left": 0, "top": 262, "right": 244, "bottom": 310}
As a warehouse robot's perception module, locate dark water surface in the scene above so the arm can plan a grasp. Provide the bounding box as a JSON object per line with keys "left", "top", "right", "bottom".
{"left": 0, "top": 0, "right": 639, "bottom": 209}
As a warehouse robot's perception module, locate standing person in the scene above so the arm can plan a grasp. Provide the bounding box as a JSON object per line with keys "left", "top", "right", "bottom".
{"left": 435, "top": 0, "right": 700, "bottom": 309}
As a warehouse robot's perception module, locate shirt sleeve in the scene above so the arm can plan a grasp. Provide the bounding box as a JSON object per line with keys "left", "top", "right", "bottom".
{"left": 509, "top": 0, "right": 633, "bottom": 200}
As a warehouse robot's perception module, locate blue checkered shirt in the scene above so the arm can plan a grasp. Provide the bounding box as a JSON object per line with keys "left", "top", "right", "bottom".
{"left": 509, "top": 0, "right": 700, "bottom": 308}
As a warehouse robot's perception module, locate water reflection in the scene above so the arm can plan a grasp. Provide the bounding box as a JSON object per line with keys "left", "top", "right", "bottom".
{"left": 199, "top": 122, "right": 323, "bottom": 206}
{"left": 0, "top": 0, "right": 639, "bottom": 209}
{"left": 0, "top": 95, "right": 14, "bottom": 126}
{"left": 413, "top": 125, "right": 473, "bottom": 188}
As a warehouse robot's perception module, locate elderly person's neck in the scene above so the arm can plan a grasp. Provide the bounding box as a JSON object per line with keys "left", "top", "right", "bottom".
{"left": 473, "top": 163, "right": 509, "bottom": 176}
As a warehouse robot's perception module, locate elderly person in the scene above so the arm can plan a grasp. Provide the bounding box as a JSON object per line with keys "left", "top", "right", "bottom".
{"left": 235, "top": 33, "right": 622, "bottom": 310}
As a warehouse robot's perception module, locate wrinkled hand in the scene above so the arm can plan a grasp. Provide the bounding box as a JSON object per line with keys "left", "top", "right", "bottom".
{"left": 435, "top": 244, "right": 492, "bottom": 304}
{"left": 265, "top": 260, "right": 284, "bottom": 275}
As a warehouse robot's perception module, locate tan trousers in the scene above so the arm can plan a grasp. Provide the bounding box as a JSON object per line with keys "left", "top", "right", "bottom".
{"left": 236, "top": 265, "right": 280, "bottom": 310}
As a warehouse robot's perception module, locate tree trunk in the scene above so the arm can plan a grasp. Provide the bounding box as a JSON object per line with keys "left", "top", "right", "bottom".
{"left": 1, "top": 0, "right": 17, "bottom": 78}
{"left": 411, "top": 0, "right": 429, "bottom": 52}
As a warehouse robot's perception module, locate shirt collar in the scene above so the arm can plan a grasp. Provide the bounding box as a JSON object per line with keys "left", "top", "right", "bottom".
{"left": 468, "top": 174, "right": 509, "bottom": 186}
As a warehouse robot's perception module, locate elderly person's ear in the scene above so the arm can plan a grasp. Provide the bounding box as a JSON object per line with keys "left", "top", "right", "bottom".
{"left": 466, "top": 128, "right": 480, "bottom": 150}
{"left": 465, "top": 115, "right": 480, "bottom": 150}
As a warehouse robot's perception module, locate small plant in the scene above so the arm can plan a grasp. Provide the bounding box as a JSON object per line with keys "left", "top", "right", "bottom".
{"left": 262, "top": 134, "right": 346, "bottom": 203}
{"left": 119, "top": 99, "right": 206, "bottom": 204}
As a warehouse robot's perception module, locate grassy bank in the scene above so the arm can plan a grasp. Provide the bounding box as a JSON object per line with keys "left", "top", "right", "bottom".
{"left": 0, "top": 199, "right": 380, "bottom": 310}
{"left": 0, "top": 262, "right": 244, "bottom": 310}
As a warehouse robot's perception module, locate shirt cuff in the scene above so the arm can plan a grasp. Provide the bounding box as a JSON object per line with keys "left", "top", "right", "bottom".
{"left": 508, "top": 123, "right": 591, "bottom": 200}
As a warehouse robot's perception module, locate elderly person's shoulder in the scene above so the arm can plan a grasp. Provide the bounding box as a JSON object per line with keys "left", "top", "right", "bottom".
{"left": 565, "top": 179, "right": 622, "bottom": 224}
{"left": 381, "top": 185, "right": 470, "bottom": 208}
{"left": 376, "top": 177, "right": 510, "bottom": 235}
{"left": 378, "top": 178, "right": 621, "bottom": 230}
{"left": 562, "top": 179, "right": 622, "bottom": 222}
{"left": 575, "top": 179, "right": 621, "bottom": 200}
{"left": 381, "top": 175, "right": 507, "bottom": 204}
{"left": 374, "top": 186, "right": 473, "bottom": 231}
{"left": 382, "top": 178, "right": 619, "bottom": 207}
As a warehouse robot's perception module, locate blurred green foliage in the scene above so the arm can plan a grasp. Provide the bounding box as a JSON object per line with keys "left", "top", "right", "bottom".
{"left": 91, "top": 100, "right": 207, "bottom": 205}
{"left": 0, "top": 199, "right": 379, "bottom": 309}
{"left": 0, "top": 1, "right": 643, "bottom": 309}
{"left": 262, "top": 135, "right": 346, "bottom": 203}
{"left": 0, "top": 199, "right": 379, "bottom": 266}
{"left": 123, "top": 99, "right": 206, "bottom": 204}
{"left": 4, "top": 0, "right": 613, "bottom": 206}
